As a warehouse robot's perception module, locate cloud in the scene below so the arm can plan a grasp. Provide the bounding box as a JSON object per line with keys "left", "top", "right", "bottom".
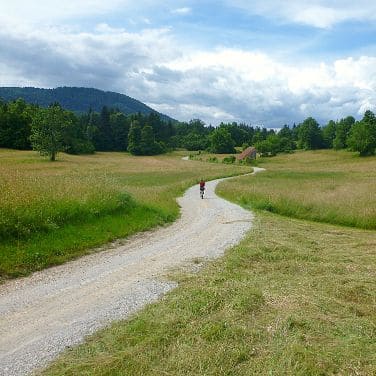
{"left": 0, "top": 0, "right": 131, "bottom": 26}
{"left": 171, "top": 7, "right": 192, "bottom": 15}
{"left": 150, "top": 49, "right": 376, "bottom": 125}
{"left": 0, "top": 19, "right": 375, "bottom": 126}
{"left": 228, "top": 0, "right": 376, "bottom": 28}
{"left": 0, "top": 23, "right": 177, "bottom": 90}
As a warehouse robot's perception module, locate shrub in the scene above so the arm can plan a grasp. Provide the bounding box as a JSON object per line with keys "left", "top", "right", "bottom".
{"left": 207, "top": 157, "right": 218, "bottom": 163}
{"left": 222, "top": 155, "right": 236, "bottom": 164}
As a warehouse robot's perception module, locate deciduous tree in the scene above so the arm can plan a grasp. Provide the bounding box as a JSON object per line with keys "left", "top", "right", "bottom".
{"left": 30, "top": 104, "right": 72, "bottom": 161}
{"left": 209, "top": 128, "right": 236, "bottom": 153}
{"left": 347, "top": 111, "right": 376, "bottom": 156}
{"left": 297, "top": 117, "right": 323, "bottom": 150}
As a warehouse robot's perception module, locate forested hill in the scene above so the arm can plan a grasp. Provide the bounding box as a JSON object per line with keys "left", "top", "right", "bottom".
{"left": 0, "top": 87, "right": 174, "bottom": 122}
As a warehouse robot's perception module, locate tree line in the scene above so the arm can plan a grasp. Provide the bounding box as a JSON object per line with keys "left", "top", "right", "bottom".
{"left": 1, "top": 97, "right": 375, "bottom": 160}
{"left": 253, "top": 113, "right": 376, "bottom": 157}
{"left": 0, "top": 99, "right": 176, "bottom": 159}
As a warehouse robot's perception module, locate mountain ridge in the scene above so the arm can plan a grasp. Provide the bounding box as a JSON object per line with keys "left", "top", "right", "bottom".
{"left": 0, "top": 86, "right": 175, "bottom": 122}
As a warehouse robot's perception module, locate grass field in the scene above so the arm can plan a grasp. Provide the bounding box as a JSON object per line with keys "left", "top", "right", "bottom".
{"left": 42, "top": 213, "right": 376, "bottom": 376}
{"left": 0, "top": 149, "right": 249, "bottom": 279}
{"left": 218, "top": 150, "right": 376, "bottom": 229}
{"left": 41, "top": 149, "right": 376, "bottom": 376}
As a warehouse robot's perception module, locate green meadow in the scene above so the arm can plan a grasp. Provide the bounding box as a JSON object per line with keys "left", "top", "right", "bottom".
{"left": 0, "top": 149, "right": 249, "bottom": 279}
{"left": 218, "top": 150, "right": 376, "bottom": 229}
{"left": 42, "top": 150, "right": 376, "bottom": 376}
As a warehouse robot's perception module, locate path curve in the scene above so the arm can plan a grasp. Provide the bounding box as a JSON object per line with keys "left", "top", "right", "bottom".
{"left": 0, "top": 168, "right": 264, "bottom": 376}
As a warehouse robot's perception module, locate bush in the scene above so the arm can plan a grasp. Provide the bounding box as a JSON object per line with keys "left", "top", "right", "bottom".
{"left": 66, "top": 140, "right": 95, "bottom": 155}
{"left": 222, "top": 155, "right": 236, "bottom": 164}
{"left": 207, "top": 157, "right": 218, "bottom": 163}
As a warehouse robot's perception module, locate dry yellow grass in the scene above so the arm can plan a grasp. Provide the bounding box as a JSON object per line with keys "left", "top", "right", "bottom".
{"left": 0, "top": 150, "right": 246, "bottom": 211}
{"left": 218, "top": 150, "right": 376, "bottom": 229}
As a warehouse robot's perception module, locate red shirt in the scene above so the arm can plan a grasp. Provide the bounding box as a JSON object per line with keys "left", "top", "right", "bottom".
{"left": 200, "top": 181, "right": 205, "bottom": 188}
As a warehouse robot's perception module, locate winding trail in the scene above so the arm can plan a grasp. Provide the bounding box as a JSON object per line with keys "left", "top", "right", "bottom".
{"left": 0, "top": 167, "right": 264, "bottom": 376}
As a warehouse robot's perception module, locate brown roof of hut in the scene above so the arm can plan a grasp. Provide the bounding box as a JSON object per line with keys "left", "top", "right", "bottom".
{"left": 237, "top": 146, "right": 257, "bottom": 160}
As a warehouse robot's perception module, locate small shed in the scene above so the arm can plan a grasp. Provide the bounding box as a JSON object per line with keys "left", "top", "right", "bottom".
{"left": 237, "top": 146, "right": 257, "bottom": 160}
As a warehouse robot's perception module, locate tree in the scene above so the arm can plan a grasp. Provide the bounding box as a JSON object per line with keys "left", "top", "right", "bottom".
{"left": 93, "top": 106, "right": 113, "bottom": 151}
{"left": 297, "top": 117, "right": 323, "bottom": 150}
{"left": 30, "top": 104, "right": 72, "bottom": 161}
{"left": 278, "top": 136, "right": 295, "bottom": 152}
{"left": 278, "top": 125, "right": 295, "bottom": 151}
{"left": 347, "top": 111, "right": 376, "bottom": 156}
{"left": 278, "top": 125, "right": 293, "bottom": 139}
{"left": 255, "top": 139, "right": 273, "bottom": 157}
{"left": 219, "top": 122, "right": 249, "bottom": 146}
{"left": 0, "top": 99, "right": 34, "bottom": 150}
{"left": 252, "top": 129, "right": 264, "bottom": 144}
{"left": 209, "top": 128, "right": 236, "bottom": 153}
{"left": 110, "top": 112, "right": 130, "bottom": 151}
{"left": 322, "top": 120, "right": 336, "bottom": 149}
{"left": 333, "top": 116, "right": 355, "bottom": 150}
{"left": 63, "top": 112, "right": 95, "bottom": 155}
{"left": 182, "top": 133, "right": 209, "bottom": 151}
{"left": 140, "top": 125, "right": 163, "bottom": 155}
{"left": 127, "top": 121, "right": 142, "bottom": 155}
{"left": 255, "top": 134, "right": 281, "bottom": 156}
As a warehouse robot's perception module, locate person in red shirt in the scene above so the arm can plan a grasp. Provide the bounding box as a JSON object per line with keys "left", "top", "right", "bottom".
{"left": 199, "top": 179, "right": 205, "bottom": 199}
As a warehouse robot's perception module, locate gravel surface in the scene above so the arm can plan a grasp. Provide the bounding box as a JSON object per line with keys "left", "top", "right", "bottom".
{"left": 0, "top": 168, "right": 263, "bottom": 375}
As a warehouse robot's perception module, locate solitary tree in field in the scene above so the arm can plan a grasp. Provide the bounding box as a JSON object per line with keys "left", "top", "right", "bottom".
{"left": 30, "top": 104, "right": 72, "bottom": 161}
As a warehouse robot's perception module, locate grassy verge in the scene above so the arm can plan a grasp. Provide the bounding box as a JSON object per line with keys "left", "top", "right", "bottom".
{"left": 217, "top": 150, "right": 376, "bottom": 229}
{"left": 0, "top": 149, "right": 249, "bottom": 279}
{"left": 42, "top": 212, "right": 376, "bottom": 376}
{"left": 0, "top": 205, "right": 165, "bottom": 278}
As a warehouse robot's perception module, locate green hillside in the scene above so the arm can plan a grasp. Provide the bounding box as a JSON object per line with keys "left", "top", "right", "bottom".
{"left": 0, "top": 86, "right": 174, "bottom": 122}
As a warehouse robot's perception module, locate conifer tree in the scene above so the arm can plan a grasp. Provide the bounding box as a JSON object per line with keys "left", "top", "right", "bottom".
{"left": 127, "top": 121, "right": 142, "bottom": 155}
{"left": 140, "top": 125, "right": 156, "bottom": 155}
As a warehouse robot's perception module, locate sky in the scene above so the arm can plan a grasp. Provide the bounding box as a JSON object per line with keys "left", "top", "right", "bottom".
{"left": 1, "top": 1, "right": 376, "bottom": 126}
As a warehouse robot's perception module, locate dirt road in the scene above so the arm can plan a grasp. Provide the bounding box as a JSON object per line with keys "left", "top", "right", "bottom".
{"left": 0, "top": 169, "right": 262, "bottom": 375}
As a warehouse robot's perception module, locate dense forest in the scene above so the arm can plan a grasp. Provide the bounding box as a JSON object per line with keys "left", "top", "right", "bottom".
{"left": 0, "top": 87, "right": 174, "bottom": 122}
{"left": 0, "top": 97, "right": 375, "bottom": 160}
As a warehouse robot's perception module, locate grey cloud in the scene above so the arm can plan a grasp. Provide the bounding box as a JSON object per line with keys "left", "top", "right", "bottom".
{"left": 0, "top": 25, "right": 375, "bottom": 126}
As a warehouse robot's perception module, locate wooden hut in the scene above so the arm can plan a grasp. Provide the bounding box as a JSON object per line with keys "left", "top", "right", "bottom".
{"left": 236, "top": 146, "right": 257, "bottom": 160}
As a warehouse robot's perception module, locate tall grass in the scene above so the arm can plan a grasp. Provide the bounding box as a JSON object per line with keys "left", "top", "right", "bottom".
{"left": 217, "top": 150, "right": 376, "bottom": 229}
{"left": 0, "top": 149, "right": 249, "bottom": 279}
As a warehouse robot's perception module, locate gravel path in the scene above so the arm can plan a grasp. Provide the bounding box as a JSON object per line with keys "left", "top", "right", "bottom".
{"left": 0, "top": 168, "right": 264, "bottom": 376}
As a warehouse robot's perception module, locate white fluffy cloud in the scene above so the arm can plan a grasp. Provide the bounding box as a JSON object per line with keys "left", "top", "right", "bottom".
{"left": 155, "top": 49, "right": 376, "bottom": 125}
{"left": 228, "top": 0, "right": 376, "bottom": 28}
{"left": 171, "top": 7, "right": 192, "bottom": 15}
{"left": 0, "top": 19, "right": 375, "bottom": 126}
